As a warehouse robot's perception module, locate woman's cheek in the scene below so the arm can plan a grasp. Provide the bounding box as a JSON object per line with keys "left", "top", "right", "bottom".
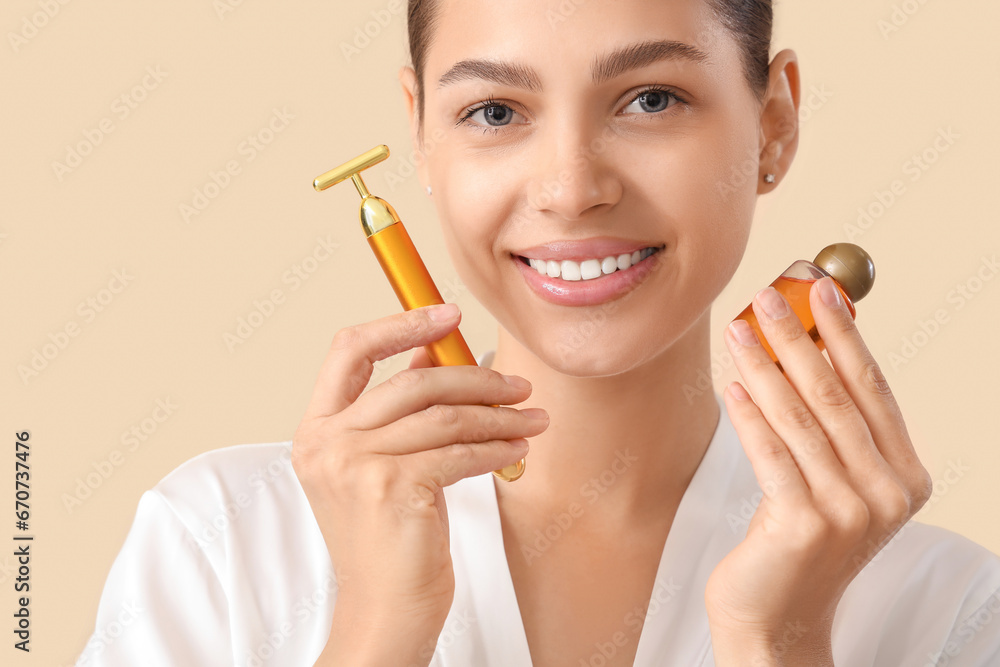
{"left": 434, "top": 192, "right": 504, "bottom": 306}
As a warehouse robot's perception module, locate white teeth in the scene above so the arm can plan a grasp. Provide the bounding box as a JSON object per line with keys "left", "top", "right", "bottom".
{"left": 525, "top": 247, "right": 659, "bottom": 281}
{"left": 580, "top": 259, "right": 602, "bottom": 280}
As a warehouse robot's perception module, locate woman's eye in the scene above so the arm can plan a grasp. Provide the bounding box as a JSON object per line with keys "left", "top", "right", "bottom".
{"left": 456, "top": 86, "right": 685, "bottom": 133}
{"left": 457, "top": 101, "right": 524, "bottom": 132}
{"left": 621, "top": 87, "right": 684, "bottom": 115}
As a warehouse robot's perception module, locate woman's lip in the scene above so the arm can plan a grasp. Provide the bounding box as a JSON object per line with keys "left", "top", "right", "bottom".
{"left": 511, "top": 248, "right": 664, "bottom": 307}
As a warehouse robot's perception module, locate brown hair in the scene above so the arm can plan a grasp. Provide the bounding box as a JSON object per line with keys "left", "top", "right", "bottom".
{"left": 406, "top": 0, "right": 773, "bottom": 131}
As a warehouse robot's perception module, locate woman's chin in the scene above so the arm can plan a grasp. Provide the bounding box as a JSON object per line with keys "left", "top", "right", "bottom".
{"left": 524, "top": 337, "right": 667, "bottom": 378}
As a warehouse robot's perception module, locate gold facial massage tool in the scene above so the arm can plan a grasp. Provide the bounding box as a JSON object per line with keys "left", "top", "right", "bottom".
{"left": 313, "top": 144, "right": 526, "bottom": 482}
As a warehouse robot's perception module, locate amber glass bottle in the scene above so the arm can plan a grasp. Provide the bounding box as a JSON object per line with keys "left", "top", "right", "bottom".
{"left": 734, "top": 243, "right": 876, "bottom": 368}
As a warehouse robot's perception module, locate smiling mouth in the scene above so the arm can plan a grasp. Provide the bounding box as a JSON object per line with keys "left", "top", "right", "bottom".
{"left": 513, "top": 245, "right": 664, "bottom": 281}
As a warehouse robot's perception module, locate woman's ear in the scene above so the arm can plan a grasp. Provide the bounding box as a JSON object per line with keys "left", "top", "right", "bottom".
{"left": 398, "top": 65, "right": 431, "bottom": 191}
{"left": 757, "top": 48, "right": 800, "bottom": 193}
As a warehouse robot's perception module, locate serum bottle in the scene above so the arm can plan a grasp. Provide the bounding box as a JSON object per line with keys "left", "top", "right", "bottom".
{"left": 733, "top": 243, "right": 876, "bottom": 369}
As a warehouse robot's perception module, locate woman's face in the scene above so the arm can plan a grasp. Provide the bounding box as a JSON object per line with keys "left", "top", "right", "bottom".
{"left": 406, "top": 0, "right": 771, "bottom": 376}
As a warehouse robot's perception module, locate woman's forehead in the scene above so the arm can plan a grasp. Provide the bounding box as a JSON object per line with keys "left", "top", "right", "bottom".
{"left": 425, "top": 0, "right": 738, "bottom": 88}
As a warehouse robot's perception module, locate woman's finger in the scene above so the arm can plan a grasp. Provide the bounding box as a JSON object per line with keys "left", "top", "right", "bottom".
{"left": 302, "top": 304, "right": 462, "bottom": 420}
{"left": 370, "top": 403, "right": 542, "bottom": 456}
{"left": 810, "top": 277, "right": 929, "bottom": 482}
{"left": 346, "top": 362, "right": 527, "bottom": 431}
{"left": 724, "top": 382, "right": 812, "bottom": 508}
{"left": 725, "top": 318, "right": 848, "bottom": 497}
{"left": 750, "top": 283, "right": 895, "bottom": 488}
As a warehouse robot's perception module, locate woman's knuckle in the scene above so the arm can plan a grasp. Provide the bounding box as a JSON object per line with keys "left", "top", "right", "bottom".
{"left": 858, "top": 360, "right": 892, "bottom": 397}
{"left": 389, "top": 368, "right": 424, "bottom": 391}
{"left": 813, "top": 377, "right": 854, "bottom": 412}
{"left": 478, "top": 365, "right": 500, "bottom": 384}
{"left": 781, "top": 403, "right": 817, "bottom": 430}
{"left": 744, "top": 352, "right": 777, "bottom": 373}
{"left": 355, "top": 459, "right": 394, "bottom": 502}
{"left": 477, "top": 407, "right": 507, "bottom": 438}
{"left": 880, "top": 484, "right": 912, "bottom": 522}
{"left": 330, "top": 325, "right": 359, "bottom": 352}
{"left": 913, "top": 467, "right": 934, "bottom": 508}
{"left": 425, "top": 403, "right": 460, "bottom": 427}
{"left": 758, "top": 438, "right": 788, "bottom": 463}
{"left": 448, "top": 441, "right": 477, "bottom": 465}
{"left": 399, "top": 313, "right": 427, "bottom": 340}
{"left": 837, "top": 497, "right": 871, "bottom": 535}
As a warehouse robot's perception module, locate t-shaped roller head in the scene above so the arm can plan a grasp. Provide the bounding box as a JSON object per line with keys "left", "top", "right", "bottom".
{"left": 313, "top": 144, "right": 390, "bottom": 198}
{"left": 312, "top": 144, "right": 399, "bottom": 237}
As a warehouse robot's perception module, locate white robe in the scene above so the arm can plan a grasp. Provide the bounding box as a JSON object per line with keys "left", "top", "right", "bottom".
{"left": 76, "top": 350, "right": 1000, "bottom": 666}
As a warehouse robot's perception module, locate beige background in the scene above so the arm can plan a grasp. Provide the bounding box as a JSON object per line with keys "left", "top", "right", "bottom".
{"left": 2, "top": 0, "right": 998, "bottom": 664}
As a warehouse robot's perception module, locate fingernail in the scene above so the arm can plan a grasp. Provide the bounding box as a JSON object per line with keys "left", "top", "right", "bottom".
{"left": 817, "top": 277, "right": 842, "bottom": 309}
{"left": 756, "top": 286, "right": 789, "bottom": 319}
{"left": 503, "top": 374, "right": 532, "bottom": 390}
{"left": 428, "top": 303, "right": 460, "bottom": 322}
{"left": 520, "top": 408, "right": 548, "bottom": 421}
{"left": 728, "top": 382, "right": 750, "bottom": 401}
{"left": 728, "top": 319, "right": 760, "bottom": 347}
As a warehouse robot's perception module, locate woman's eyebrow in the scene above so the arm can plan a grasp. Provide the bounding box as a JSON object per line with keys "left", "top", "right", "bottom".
{"left": 436, "top": 38, "right": 711, "bottom": 92}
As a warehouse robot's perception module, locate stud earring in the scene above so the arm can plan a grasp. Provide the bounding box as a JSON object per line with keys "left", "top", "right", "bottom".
{"left": 426, "top": 185, "right": 433, "bottom": 196}
{"left": 764, "top": 173, "right": 775, "bottom": 184}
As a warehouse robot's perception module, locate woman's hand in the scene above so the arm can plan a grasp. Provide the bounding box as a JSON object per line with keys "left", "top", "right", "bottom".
{"left": 705, "top": 276, "right": 934, "bottom": 666}
{"left": 291, "top": 304, "right": 548, "bottom": 661}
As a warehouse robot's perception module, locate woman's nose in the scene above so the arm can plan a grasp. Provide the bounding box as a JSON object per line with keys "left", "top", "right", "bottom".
{"left": 525, "top": 121, "right": 622, "bottom": 221}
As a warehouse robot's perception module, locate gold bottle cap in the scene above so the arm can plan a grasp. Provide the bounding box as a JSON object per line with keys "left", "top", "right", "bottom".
{"left": 813, "top": 243, "right": 876, "bottom": 302}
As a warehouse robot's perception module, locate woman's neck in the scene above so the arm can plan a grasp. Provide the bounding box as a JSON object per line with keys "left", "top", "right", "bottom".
{"left": 487, "top": 311, "right": 721, "bottom": 528}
